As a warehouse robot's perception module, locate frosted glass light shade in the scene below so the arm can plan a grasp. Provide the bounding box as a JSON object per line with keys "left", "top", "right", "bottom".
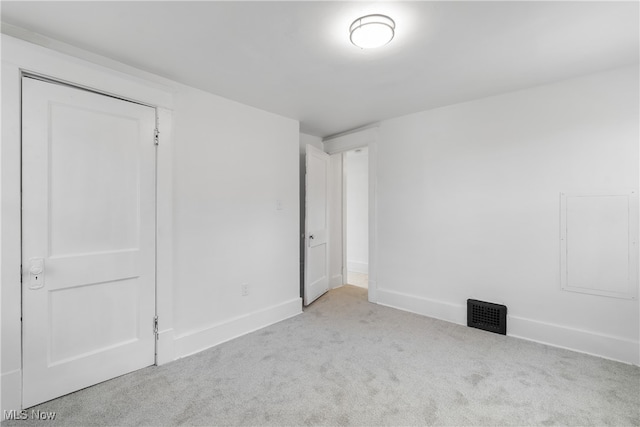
{"left": 349, "top": 14, "right": 395, "bottom": 49}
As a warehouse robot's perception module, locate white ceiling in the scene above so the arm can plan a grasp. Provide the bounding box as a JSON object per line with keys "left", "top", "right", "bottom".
{"left": 2, "top": 1, "right": 638, "bottom": 137}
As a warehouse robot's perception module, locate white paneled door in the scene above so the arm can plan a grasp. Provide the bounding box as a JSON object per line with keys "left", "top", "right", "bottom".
{"left": 304, "top": 144, "right": 330, "bottom": 305}
{"left": 21, "top": 77, "right": 157, "bottom": 408}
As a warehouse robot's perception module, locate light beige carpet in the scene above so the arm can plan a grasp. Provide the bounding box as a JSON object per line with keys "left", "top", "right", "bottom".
{"left": 4, "top": 285, "right": 639, "bottom": 426}
{"left": 347, "top": 271, "right": 368, "bottom": 288}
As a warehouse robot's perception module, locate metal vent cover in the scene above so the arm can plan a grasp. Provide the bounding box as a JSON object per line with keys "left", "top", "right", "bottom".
{"left": 467, "top": 299, "right": 507, "bottom": 335}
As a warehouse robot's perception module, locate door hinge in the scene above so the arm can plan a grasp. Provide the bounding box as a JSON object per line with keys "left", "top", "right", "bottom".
{"left": 153, "top": 315, "right": 159, "bottom": 339}
{"left": 154, "top": 128, "right": 160, "bottom": 146}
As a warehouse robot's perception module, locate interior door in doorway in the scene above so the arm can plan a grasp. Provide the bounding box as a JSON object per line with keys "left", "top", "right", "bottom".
{"left": 21, "top": 77, "right": 157, "bottom": 407}
{"left": 304, "top": 144, "right": 330, "bottom": 305}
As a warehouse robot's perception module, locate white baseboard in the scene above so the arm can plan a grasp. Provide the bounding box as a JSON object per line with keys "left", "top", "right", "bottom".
{"left": 377, "top": 288, "right": 466, "bottom": 325}
{"left": 508, "top": 315, "right": 639, "bottom": 365}
{"left": 2, "top": 369, "right": 22, "bottom": 415}
{"left": 156, "top": 328, "right": 175, "bottom": 365}
{"left": 330, "top": 274, "right": 344, "bottom": 289}
{"left": 376, "top": 288, "right": 639, "bottom": 365}
{"left": 347, "top": 261, "right": 368, "bottom": 274}
{"left": 174, "top": 298, "right": 302, "bottom": 359}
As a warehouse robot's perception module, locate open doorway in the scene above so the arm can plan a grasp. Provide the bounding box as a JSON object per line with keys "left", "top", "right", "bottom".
{"left": 324, "top": 125, "right": 378, "bottom": 301}
{"left": 344, "top": 147, "right": 369, "bottom": 289}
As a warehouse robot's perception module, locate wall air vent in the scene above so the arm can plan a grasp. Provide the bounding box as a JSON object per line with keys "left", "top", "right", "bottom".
{"left": 467, "top": 299, "right": 507, "bottom": 335}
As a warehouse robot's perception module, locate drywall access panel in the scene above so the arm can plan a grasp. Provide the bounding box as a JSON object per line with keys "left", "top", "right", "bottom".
{"left": 560, "top": 191, "right": 638, "bottom": 300}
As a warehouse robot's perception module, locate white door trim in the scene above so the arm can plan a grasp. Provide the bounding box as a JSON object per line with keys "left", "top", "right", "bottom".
{"left": 1, "top": 34, "right": 174, "bottom": 412}
{"left": 322, "top": 126, "right": 379, "bottom": 303}
{"left": 341, "top": 152, "right": 348, "bottom": 287}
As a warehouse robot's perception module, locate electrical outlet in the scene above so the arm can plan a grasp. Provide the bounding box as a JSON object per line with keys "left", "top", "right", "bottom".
{"left": 241, "top": 283, "right": 249, "bottom": 296}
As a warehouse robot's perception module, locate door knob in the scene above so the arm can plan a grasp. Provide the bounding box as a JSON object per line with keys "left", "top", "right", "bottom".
{"left": 28, "top": 258, "right": 44, "bottom": 290}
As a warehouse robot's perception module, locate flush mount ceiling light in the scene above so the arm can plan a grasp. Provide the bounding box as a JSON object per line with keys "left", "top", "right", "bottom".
{"left": 349, "top": 14, "right": 395, "bottom": 49}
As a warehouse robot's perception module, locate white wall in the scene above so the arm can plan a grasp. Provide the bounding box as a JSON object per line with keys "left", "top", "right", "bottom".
{"left": 375, "top": 65, "right": 640, "bottom": 364}
{"left": 346, "top": 148, "right": 369, "bottom": 274}
{"left": 172, "top": 86, "right": 301, "bottom": 357}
